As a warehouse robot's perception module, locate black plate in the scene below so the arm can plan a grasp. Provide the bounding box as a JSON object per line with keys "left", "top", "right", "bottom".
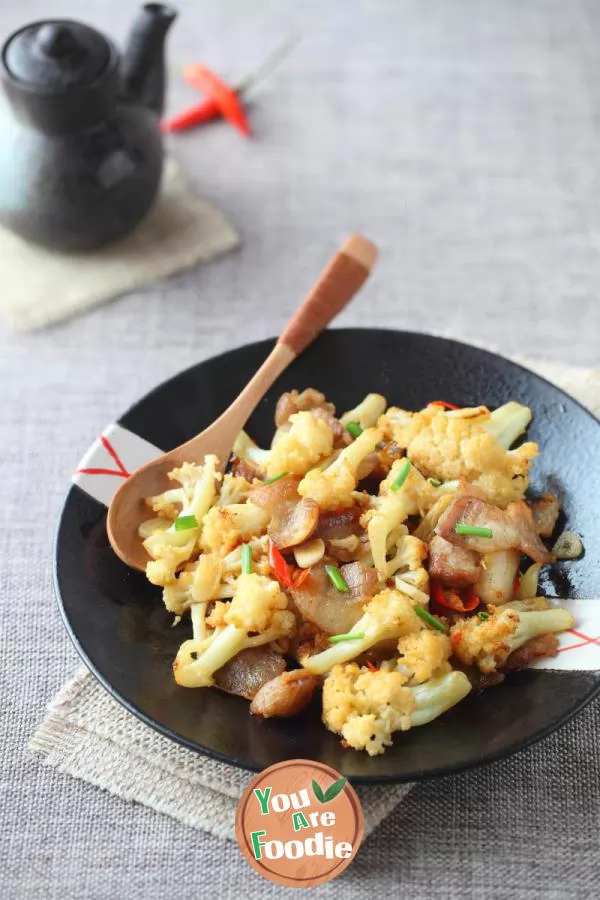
{"left": 54, "top": 330, "right": 600, "bottom": 781}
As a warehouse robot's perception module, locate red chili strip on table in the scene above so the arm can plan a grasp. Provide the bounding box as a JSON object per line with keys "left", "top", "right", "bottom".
{"left": 161, "top": 97, "right": 222, "bottom": 133}
{"left": 183, "top": 64, "right": 251, "bottom": 136}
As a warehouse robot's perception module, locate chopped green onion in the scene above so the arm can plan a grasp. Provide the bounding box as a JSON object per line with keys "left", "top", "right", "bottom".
{"left": 478, "top": 611, "right": 490, "bottom": 621}
{"left": 241, "top": 543, "right": 253, "bottom": 575}
{"left": 454, "top": 523, "right": 493, "bottom": 538}
{"left": 414, "top": 604, "right": 448, "bottom": 633}
{"left": 390, "top": 459, "right": 411, "bottom": 492}
{"left": 428, "top": 477, "right": 442, "bottom": 488}
{"left": 174, "top": 514, "right": 199, "bottom": 531}
{"left": 328, "top": 632, "right": 366, "bottom": 644}
{"left": 264, "top": 471, "right": 289, "bottom": 484}
{"left": 346, "top": 422, "right": 363, "bottom": 438}
{"left": 325, "top": 564, "right": 349, "bottom": 592}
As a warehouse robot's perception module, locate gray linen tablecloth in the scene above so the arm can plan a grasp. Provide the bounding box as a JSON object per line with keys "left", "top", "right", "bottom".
{"left": 1, "top": 1, "right": 600, "bottom": 897}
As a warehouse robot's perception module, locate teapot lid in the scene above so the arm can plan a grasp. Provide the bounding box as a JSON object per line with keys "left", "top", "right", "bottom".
{"left": 3, "top": 20, "right": 110, "bottom": 90}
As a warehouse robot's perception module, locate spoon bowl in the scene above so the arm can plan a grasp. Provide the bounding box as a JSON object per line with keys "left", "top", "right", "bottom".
{"left": 107, "top": 234, "right": 377, "bottom": 570}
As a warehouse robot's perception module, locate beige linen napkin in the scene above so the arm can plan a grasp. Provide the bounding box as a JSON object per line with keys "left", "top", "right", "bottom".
{"left": 29, "top": 357, "right": 599, "bottom": 841}
{"left": 0, "top": 158, "right": 239, "bottom": 330}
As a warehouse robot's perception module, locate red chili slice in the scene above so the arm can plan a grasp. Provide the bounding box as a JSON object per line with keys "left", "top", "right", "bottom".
{"left": 267, "top": 537, "right": 295, "bottom": 588}
{"left": 431, "top": 579, "right": 480, "bottom": 613}
{"left": 292, "top": 567, "right": 312, "bottom": 589}
{"left": 461, "top": 584, "right": 481, "bottom": 612}
{"left": 451, "top": 631, "right": 463, "bottom": 652}
{"left": 429, "top": 400, "right": 461, "bottom": 411}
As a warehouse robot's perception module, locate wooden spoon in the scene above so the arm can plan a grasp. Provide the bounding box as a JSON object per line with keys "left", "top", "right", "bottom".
{"left": 107, "top": 234, "right": 377, "bottom": 571}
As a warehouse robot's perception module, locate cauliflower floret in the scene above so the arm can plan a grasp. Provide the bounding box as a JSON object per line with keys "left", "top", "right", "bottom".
{"left": 146, "top": 456, "right": 222, "bottom": 519}
{"left": 386, "top": 529, "right": 428, "bottom": 579}
{"left": 217, "top": 473, "right": 252, "bottom": 506}
{"left": 378, "top": 458, "right": 435, "bottom": 510}
{"left": 397, "top": 631, "right": 452, "bottom": 683}
{"left": 301, "top": 588, "right": 422, "bottom": 675}
{"left": 409, "top": 671, "right": 472, "bottom": 727}
{"left": 146, "top": 557, "right": 180, "bottom": 587}
{"left": 378, "top": 405, "right": 436, "bottom": 445}
{"left": 298, "top": 427, "right": 383, "bottom": 510}
{"left": 142, "top": 457, "right": 222, "bottom": 583}
{"left": 162, "top": 553, "right": 224, "bottom": 615}
{"left": 266, "top": 411, "right": 334, "bottom": 478}
{"left": 450, "top": 606, "right": 574, "bottom": 673}
{"left": 381, "top": 527, "right": 430, "bottom": 603}
{"left": 163, "top": 569, "right": 195, "bottom": 615}
{"left": 199, "top": 502, "right": 269, "bottom": 556}
{"left": 138, "top": 517, "right": 172, "bottom": 539}
{"left": 298, "top": 464, "right": 355, "bottom": 511}
{"left": 383, "top": 405, "right": 537, "bottom": 507}
{"left": 146, "top": 490, "right": 185, "bottom": 520}
{"left": 393, "top": 569, "right": 430, "bottom": 604}
{"left": 322, "top": 662, "right": 471, "bottom": 755}
{"left": 232, "top": 431, "right": 270, "bottom": 471}
{"left": 322, "top": 661, "right": 414, "bottom": 756}
{"left": 173, "top": 573, "right": 295, "bottom": 688}
{"left": 144, "top": 534, "right": 197, "bottom": 586}
{"left": 224, "top": 573, "right": 289, "bottom": 633}
{"left": 361, "top": 461, "right": 435, "bottom": 574}
{"left": 339, "top": 393, "right": 387, "bottom": 429}
{"left": 483, "top": 401, "right": 533, "bottom": 449}
{"left": 222, "top": 535, "right": 271, "bottom": 576}
{"left": 204, "top": 599, "right": 229, "bottom": 629}
{"left": 167, "top": 457, "right": 221, "bottom": 520}
{"left": 503, "top": 597, "right": 550, "bottom": 612}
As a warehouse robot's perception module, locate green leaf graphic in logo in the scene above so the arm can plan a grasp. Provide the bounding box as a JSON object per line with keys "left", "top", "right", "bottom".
{"left": 311, "top": 779, "right": 325, "bottom": 803}
{"left": 323, "top": 776, "right": 347, "bottom": 803}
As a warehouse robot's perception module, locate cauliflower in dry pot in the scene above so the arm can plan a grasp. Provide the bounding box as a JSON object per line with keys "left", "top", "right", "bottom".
{"left": 137, "top": 388, "right": 578, "bottom": 756}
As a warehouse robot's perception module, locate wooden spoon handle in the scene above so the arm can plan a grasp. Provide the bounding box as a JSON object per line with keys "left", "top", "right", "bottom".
{"left": 278, "top": 234, "right": 378, "bottom": 356}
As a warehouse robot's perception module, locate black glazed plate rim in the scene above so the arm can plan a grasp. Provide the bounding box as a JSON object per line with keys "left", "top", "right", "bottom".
{"left": 53, "top": 328, "right": 600, "bottom": 782}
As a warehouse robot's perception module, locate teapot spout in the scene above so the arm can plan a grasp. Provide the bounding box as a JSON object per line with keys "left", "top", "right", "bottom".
{"left": 121, "top": 3, "right": 176, "bottom": 116}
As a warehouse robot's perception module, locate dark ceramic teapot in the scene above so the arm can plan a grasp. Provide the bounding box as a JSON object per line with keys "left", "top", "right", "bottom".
{"left": 0, "top": 3, "right": 177, "bottom": 251}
